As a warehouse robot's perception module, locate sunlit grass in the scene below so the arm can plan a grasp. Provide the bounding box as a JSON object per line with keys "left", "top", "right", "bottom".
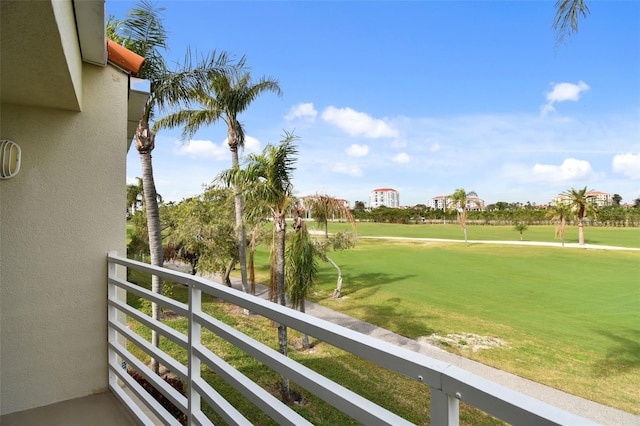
{"left": 321, "top": 221, "right": 640, "bottom": 248}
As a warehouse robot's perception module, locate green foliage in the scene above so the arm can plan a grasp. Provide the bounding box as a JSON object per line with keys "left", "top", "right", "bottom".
{"left": 163, "top": 186, "right": 238, "bottom": 275}
{"left": 285, "top": 224, "right": 318, "bottom": 310}
{"left": 127, "top": 211, "right": 150, "bottom": 259}
{"left": 514, "top": 222, "right": 528, "bottom": 240}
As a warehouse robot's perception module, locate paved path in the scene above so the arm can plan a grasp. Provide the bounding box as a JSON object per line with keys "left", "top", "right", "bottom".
{"left": 358, "top": 235, "right": 640, "bottom": 251}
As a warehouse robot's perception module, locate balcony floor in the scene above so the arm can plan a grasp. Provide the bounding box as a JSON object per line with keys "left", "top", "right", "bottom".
{"left": 0, "top": 392, "right": 138, "bottom": 426}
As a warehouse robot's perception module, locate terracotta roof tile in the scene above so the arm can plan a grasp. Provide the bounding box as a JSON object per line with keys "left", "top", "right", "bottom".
{"left": 107, "top": 39, "right": 145, "bottom": 76}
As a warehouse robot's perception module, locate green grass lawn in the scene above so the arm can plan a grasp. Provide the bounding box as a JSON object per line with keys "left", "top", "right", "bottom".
{"left": 249, "top": 224, "right": 640, "bottom": 414}
{"left": 322, "top": 222, "right": 640, "bottom": 248}
{"left": 128, "top": 221, "right": 640, "bottom": 419}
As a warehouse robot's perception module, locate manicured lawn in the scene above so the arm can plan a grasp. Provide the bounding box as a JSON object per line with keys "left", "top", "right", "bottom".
{"left": 130, "top": 221, "right": 640, "bottom": 418}
{"left": 323, "top": 222, "right": 640, "bottom": 248}
{"left": 288, "top": 237, "right": 640, "bottom": 414}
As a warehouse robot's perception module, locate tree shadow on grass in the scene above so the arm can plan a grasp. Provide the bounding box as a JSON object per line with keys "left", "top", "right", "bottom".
{"left": 592, "top": 329, "right": 640, "bottom": 377}
{"left": 337, "top": 272, "right": 438, "bottom": 338}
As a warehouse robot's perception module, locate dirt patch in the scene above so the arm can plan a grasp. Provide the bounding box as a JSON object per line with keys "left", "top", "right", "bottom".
{"left": 420, "top": 333, "right": 508, "bottom": 352}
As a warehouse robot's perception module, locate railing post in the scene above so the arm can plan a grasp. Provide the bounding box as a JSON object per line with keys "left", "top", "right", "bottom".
{"left": 430, "top": 386, "right": 459, "bottom": 426}
{"left": 108, "top": 253, "right": 118, "bottom": 388}
{"left": 188, "top": 283, "right": 202, "bottom": 425}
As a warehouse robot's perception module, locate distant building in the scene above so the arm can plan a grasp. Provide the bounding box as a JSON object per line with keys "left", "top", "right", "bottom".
{"left": 428, "top": 195, "right": 485, "bottom": 211}
{"left": 369, "top": 188, "right": 399, "bottom": 208}
{"left": 552, "top": 191, "right": 612, "bottom": 208}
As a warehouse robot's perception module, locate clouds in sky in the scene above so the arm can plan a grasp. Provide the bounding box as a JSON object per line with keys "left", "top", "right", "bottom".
{"left": 129, "top": 87, "right": 637, "bottom": 206}
{"left": 285, "top": 102, "right": 317, "bottom": 122}
{"left": 541, "top": 81, "right": 590, "bottom": 116}
{"left": 321, "top": 106, "right": 399, "bottom": 138}
{"left": 346, "top": 144, "right": 369, "bottom": 157}
{"left": 173, "top": 136, "right": 261, "bottom": 160}
{"left": 392, "top": 152, "right": 410, "bottom": 164}
{"left": 531, "top": 158, "right": 596, "bottom": 183}
{"left": 612, "top": 152, "right": 640, "bottom": 179}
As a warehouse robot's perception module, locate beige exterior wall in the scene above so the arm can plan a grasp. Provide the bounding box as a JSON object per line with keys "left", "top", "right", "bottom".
{"left": 0, "top": 63, "right": 129, "bottom": 414}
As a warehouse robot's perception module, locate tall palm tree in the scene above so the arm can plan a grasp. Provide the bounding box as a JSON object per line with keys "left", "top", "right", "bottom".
{"left": 220, "top": 133, "right": 298, "bottom": 399}
{"left": 109, "top": 0, "right": 230, "bottom": 374}
{"left": 154, "top": 67, "right": 282, "bottom": 294}
{"left": 448, "top": 188, "right": 479, "bottom": 246}
{"left": 562, "top": 187, "right": 597, "bottom": 245}
{"left": 553, "top": 0, "right": 590, "bottom": 44}
{"left": 546, "top": 202, "right": 571, "bottom": 246}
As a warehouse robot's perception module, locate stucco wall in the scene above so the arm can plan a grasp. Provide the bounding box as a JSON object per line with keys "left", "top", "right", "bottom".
{"left": 0, "top": 63, "right": 129, "bottom": 414}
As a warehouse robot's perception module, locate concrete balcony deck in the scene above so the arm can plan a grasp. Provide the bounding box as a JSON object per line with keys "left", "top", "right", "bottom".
{"left": 0, "top": 392, "right": 138, "bottom": 426}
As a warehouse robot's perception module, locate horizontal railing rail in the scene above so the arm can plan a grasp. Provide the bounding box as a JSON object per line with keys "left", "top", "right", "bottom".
{"left": 107, "top": 253, "right": 596, "bottom": 425}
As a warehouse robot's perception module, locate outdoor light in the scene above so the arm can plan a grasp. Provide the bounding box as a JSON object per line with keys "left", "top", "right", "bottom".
{"left": 0, "top": 139, "right": 21, "bottom": 179}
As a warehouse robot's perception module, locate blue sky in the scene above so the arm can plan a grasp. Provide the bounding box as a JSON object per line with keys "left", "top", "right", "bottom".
{"left": 108, "top": 0, "right": 640, "bottom": 207}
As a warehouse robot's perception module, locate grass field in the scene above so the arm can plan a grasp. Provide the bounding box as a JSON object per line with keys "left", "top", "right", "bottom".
{"left": 128, "top": 221, "right": 640, "bottom": 419}
{"left": 249, "top": 223, "right": 640, "bottom": 414}
{"left": 325, "top": 222, "right": 640, "bottom": 248}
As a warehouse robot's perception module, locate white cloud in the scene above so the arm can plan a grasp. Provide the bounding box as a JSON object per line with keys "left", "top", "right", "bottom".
{"left": 174, "top": 139, "right": 228, "bottom": 160}
{"left": 239, "top": 136, "right": 261, "bottom": 154}
{"left": 174, "top": 136, "right": 261, "bottom": 160}
{"left": 330, "top": 162, "right": 363, "bottom": 176}
{"left": 346, "top": 144, "right": 369, "bottom": 157}
{"left": 392, "top": 152, "right": 410, "bottom": 163}
{"left": 532, "top": 158, "right": 595, "bottom": 183}
{"left": 321, "top": 106, "right": 399, "bottom": 138}
{"left": 541, "top": 81, "right": 590, "bottom": 115}
{"left": 430, "top": 143, "right": 441, "bottom": 152}
{"left": 284, "top": 102, "right": 317, "bottom": 122}
{"left": 612, "top": 152, "right": 640, "bottom": 179}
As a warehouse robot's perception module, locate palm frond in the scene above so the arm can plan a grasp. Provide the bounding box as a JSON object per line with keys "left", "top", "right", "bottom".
{"left": 553, "top": 0, "right": 590, "bottom": 44}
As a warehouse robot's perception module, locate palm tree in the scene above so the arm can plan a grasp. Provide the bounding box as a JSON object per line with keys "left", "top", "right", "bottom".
{"left": 221, "top": 133, "right": 298, "bottom": 399}
{"left": 109, "top": 0, "right": 230, "bottom": 374}
{"left": 304, "top": 194, "right": 356, "bottom": 297}
{"left": 546, "top": 202, "right": 571, "bottom": 246}
{"left": 286, "top": 212, "right": 318, "bottom": 349}
{"left": 448, "top": 188, "right": 479, "bottom": 246}
{"left": 553, "top": 0, "right": 590, "bottom": 44}
{"left": 220, "top": 133, "right": 298, "bottom": 341}
{"left": 514, "top": 222, "right": 528, "bottom": 241}
{"left": 562, "top": 187, "right": 597, "bottom": 245}
{"left": 154, "top": 67, "right": 282, "bottom": 294}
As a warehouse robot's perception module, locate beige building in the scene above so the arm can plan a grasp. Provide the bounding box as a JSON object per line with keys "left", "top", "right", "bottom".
{"left": 1, "top": 0, "right": 147, "bottom": 418}
{"left": 428, "top": 195, "right": 485, "bottom": 211}
{"left": 552, "top": 190, "right": 612, "bottom": 208}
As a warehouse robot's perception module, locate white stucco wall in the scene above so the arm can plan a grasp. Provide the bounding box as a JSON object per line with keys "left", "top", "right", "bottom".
{"left": 0, "top": 63, "right": 129, "bottom": 414}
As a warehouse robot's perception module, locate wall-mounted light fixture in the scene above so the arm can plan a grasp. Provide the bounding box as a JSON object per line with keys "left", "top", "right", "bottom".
{"left": 1, "top": 139, "right": 21, "bottom": 179}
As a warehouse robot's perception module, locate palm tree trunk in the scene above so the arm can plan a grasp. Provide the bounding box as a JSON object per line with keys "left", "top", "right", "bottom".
{"left": 274, "top": 212, "right": 289, "bottom": 398}
{"left": 578, "top": 218, "right": 585, "bottom": 245}
{"left": 249, "top": 224, "right": 260, "bottom": 295}
{"left": 139, "top": 150, "right": 163, "bottom": 375}
{"left": 230, "top": 145, "right": 249, "bottom": 293}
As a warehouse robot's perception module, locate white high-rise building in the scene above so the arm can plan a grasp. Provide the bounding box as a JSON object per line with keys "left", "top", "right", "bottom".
{"left": 369, "top": 188, "right": 399, "bottom": 208}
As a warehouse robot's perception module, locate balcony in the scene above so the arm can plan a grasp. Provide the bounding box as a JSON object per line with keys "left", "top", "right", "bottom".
{"left": 100, "top": 253, "right": 613, "bottom": 426}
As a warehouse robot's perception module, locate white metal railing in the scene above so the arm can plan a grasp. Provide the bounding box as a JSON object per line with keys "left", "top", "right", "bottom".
{"left": 107, "top": 253, "right": 596, "bottom": 425}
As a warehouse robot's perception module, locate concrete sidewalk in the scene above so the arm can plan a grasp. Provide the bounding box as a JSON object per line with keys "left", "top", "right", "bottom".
{"left": 222, "top": 276, "right": 639, "bottom": 426}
